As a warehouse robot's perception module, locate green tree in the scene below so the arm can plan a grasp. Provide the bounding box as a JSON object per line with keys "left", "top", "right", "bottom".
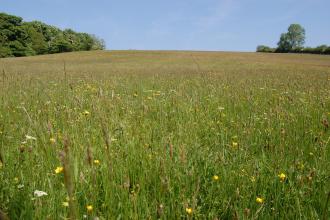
{"left": 0, "top": 12, "right": 105, "bottom": 57}
{"left": 48, "top": 34, "right": 73, "bottom": 53}
{"left": 22, "top": 23, "right": 48, "bottom": 54}
{"left": 91, "top": 35, "right": 106, "bottom": 50}
{"left": 0, "top": 46, "right": 13, "bottom": 57}
{"left": 287, "top": 24, "right": 305, "bottom": 49}
{"left": 0, "top": 13, "right": 36, "bottom": 56}
{"left": 277, "top": 33, "right": 291, "bottom": 52}
{"left": 63, "top": 29, "right": 81, "bottom": 51}
{"left": 277, "top": 24, "right": 305, "bottom": 52}
{"left": 77, "top": 33, "right": 94, "bottom": 50}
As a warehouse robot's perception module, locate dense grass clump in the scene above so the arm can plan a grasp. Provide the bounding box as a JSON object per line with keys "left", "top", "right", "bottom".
{"left": 0, "top": 51, "right": 330, "bottom": 219}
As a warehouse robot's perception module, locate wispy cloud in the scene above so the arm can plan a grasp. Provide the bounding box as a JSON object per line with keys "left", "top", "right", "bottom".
{"left": 194, "top": 0, "right": 238, "bottom": 30}
{"left": 144, "top": 0, "right": 239, "bottom": 48}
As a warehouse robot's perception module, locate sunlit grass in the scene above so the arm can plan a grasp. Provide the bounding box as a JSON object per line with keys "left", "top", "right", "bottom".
{"left": 0, "top": 50, "right": 329, "bottom": 219}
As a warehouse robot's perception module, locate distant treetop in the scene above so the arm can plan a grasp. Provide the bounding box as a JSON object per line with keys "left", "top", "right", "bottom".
{"left": 277, "top": 24, "right": 305, "bottom": 52}
{"left": 0, "top": 12, "right": 106, "bottom": 58}
{"left": 257, "top": 24, "right": 329, "bottom": 55}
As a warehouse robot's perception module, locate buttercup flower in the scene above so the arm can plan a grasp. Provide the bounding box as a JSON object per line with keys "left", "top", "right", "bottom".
{"left": 256, "top": 197, "right": 264, "bottom": 204}
{"left": 213, "top": 175, "right": 219, "bottom": 181}
{"left": 55, "top": 166, "right": 64, "bottom": 174}
{"left": 278, "top": 173, "right": 286, "bottom": 182}
{"left": 185, "top": 207, "right": 192, "bottom": 215}
{"left": 50, "top": 138, "right": 56, "bottom": 144}
{"left": 86, "top": 205, "right": 93, "bottom": 212}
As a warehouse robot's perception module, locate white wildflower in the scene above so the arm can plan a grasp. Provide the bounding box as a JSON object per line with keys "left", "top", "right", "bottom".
{"left": 34, "top": 190, "right": 48, "bottom": 197}
{"left": 25, "top": 135, "right": 37, "bottom": 141}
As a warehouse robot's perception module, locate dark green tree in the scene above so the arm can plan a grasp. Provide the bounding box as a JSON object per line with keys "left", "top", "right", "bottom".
{"left": 277, "top": 24, "right": 305, "bottom": 52}
{"left": 0, "top": 12, "right": 105, "bottom": 57}
{"left": 49, "top": 35, "right": 73, "bottom": 53}
{"left": 277, "top": 33, "right": 291, "bottom": 52}
{"left": 22, "top": 23, "right": 48, "bottom": 54}
{"left": 77, "top": 33, "right": 94, "bottom": 50}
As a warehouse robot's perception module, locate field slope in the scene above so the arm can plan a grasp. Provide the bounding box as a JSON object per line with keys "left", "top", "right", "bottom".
{"left": 0, "top": 51, "right": 330, "bottom": 219}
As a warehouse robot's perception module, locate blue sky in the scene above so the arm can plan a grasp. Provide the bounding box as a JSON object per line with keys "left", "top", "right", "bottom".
{"left": 1, "top": 0, "right": 330, "bottom": 51}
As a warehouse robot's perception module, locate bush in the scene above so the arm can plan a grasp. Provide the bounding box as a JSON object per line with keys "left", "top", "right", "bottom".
{"left": 315, "top": 45, "right": 328, "bottom": 54}
{"left": 300, "top": 45, "right": 330, "bottom": 55}
{"left": 325, "top": 47, "right": 330, "bottom": 55}
{"left": 0, "top": 46, "right": 13, "bottom": 58}
{"left": 256, "top": 45, "right": 275, "bottom": 53}
{"left": 290, "top": 47, "right": 303, "bottom": 53}
{"left": 257, "top": 44, "right": 330, "bottom": 55}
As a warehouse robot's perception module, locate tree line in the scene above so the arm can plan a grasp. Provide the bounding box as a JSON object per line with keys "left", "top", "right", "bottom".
{"left": 0, "top": 12, "right": 105, "bottom": 58}
{"left": 257, "top": 24, "right": 330, "bottom": 54}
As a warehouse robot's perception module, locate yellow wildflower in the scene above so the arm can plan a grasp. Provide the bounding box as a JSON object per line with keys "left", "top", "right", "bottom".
{"left": 94, "top": 160, "right": 100, "bottom": 165}
{"left": 232, "top": 142, "right": 238, "bottom": 148}
{"left": 256, "top": 197, "right": 264, "bottom": 204}
{"left": 86, "top": 205, "right": 93, "bottom": 212}
{"left": 50, "top": 138, "right": 56, "bottom": 144}
{"left": 83, "top": 110, "right": 90, "bottom": 116}
{"left": 55, "top": 166, "right": 64, "bottom": 174}
{"left": 62, "top": 202, "right": 69, "bottom": 207}
{"left": 14, "top": 177, "right": 19, "bottom": 183}
{"left": 278, "top": 173, "right": 286, "bottom": 182}
{"left": 212, "top": 175, "right": 219, "bottom": 181}
{"left": 185, "top": 207, "right": 193, "bottom": 215}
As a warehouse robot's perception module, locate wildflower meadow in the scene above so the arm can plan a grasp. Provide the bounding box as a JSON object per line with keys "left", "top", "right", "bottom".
{"left": 0, "top": 50, "right": 329, "bottom": 219}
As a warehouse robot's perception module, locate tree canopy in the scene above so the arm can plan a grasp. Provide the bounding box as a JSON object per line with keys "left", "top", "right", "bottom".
{"left": 0, "top": 12, "right": 106, "bottom": 58}
{"left": 277, "top": 24, "right": 305, "bottom": 52}
{"left": 257, "top": 24, "right": 329, "bottom": 54}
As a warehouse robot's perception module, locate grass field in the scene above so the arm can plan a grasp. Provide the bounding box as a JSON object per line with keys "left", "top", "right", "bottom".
{"left": 0, "top": 50, "right": 330, "bottom": 219}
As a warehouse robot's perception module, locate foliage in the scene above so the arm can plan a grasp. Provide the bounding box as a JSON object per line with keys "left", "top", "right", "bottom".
{"left": 277, "top": 24, "right": 305, "bottom": 52}
{"left": 0, "top": 12, "right": 106, "bottom": 58}
{"left": 258, "top": 24, "right": 329, "bottom": 55}
{"left": 256, "top": 45, "right": 275, "bottom": 53}
{"left": 276, "top": 33, "right": 291, "bottom": 52}
{"left": 286, "top": 24, "right": 305, "bottom": 49}
{"left": 0, "top": 51, "right": 329, "bottom": 219}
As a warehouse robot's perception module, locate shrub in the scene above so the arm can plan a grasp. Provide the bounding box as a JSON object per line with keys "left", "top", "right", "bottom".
{"left": 256, "top": 45, "right": 275, "bottom": 53}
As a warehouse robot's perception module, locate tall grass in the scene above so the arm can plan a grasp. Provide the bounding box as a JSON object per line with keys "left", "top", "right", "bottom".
{"left": 0, "top": 51, "right": 329, "bottom": 219}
